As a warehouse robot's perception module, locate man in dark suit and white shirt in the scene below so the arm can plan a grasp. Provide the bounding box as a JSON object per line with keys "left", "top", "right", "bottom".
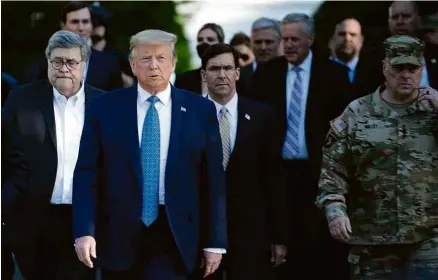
{"left": 239, "top": 17, "right": 282, "bottom": 97}
{"left": 2, "top": 30, "right": 103, "bottom": 280}
{"left": 252, "top": 13, "right": 351, "bottom": 280}
{"left": 25, "top": 1, "right": 123, "bottom": 90}
{"left": 73, "top": 29, "right": 227, "bottom": 280}
{"left": 329, "top": 18, "right": 384, "bottom": 99}
{"left": 201, "top": 43, "right": 289, "bottom": 280}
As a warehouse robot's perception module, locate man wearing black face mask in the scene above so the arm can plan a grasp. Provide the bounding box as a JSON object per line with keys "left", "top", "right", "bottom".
{"left": 90, "top": 3, "right": 135, "bottom": 88}
{"left": 175, "top": 23, "right": 249, "bottom": 96}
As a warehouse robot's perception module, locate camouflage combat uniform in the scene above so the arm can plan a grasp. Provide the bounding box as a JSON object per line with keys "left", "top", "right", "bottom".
{"left": 316, "top": 36, "right": 438, "bottom": 280}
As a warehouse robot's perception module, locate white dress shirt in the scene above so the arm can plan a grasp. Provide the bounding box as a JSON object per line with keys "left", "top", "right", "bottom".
{"left": 137, "top": 84, "right": 172, "bottom": 205}
{"left": 285, "top": 51, "right": 313, "bottom": 160}
{"left": 208, "top": 93, "right": 238, "bottom": 151}
{"left": 51, "top": 85, "right": 85, "bottom": 204}
{"left": 137, "top": 83, "right": 226, "bottom": 254}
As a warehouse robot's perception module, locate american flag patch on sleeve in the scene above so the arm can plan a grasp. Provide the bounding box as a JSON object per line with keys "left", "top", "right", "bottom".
{"left": 330, "top": 117, "right": 347, "bottom": 134}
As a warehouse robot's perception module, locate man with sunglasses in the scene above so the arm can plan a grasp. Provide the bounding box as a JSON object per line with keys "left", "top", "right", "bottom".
{"left": 317, "top": 35, "right": 438, "bottom": 280}
{"left": 2, "top": 30, "right": 104, "bottom": 280}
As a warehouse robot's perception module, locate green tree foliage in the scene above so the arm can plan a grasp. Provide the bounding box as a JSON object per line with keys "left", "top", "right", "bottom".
{"left": 1, "top": 1, "right": 191, "bottom": 83}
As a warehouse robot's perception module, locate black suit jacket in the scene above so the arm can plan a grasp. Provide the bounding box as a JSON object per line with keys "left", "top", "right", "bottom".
{"left": 252, "top": 55, "right": 351, "bottom": 186}
{"left": 25, "top": 48, "right": 123, "bottom": 91}
{"left": 425, "top": 45, "right": 438, "bottom": 89}
{"left": 238, "top": 64, "right": 254, "bottom": 98}
{"left": 225, "top": 96, "right": 288, "bottom": 246}
{"left": 174, "top": 68, "right": 249, "bottom": 96}
{"left": 351, "top": 52, "right": 385, "bottom": 99}
{"left": 2, "top": 80, "right": 104, "bottom": 249}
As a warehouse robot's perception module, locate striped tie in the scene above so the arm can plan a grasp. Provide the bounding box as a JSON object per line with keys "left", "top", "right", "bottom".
{"left": 219, "top": 106, "right": 231, "bottom": 169}
{"left": 140, "top": 96, "right": 160, "bottom": 226}
{"left": 283, "top": 67, "right": 303, "bottom": 159}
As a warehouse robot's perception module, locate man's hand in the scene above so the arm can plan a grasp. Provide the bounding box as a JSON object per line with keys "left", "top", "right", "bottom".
{"left": 74, "top": 236, "right": 96, "bottom": 268}
{"left": 328, "top": 216, "right": 352, "bottom": 243}
{"left": 417, "top": 86, "right": 438, "bottom": 111}
{"left": 270, "top": 244, "right": 287, "bottom": 267}
{"left": 200, "top": 251, "right": 222, "bottom": 278}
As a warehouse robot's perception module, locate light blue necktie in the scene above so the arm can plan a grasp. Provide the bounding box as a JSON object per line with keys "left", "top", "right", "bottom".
{"left": 283, "top": 67, "right": 302, "bottom": 159}
{"left": 140, "top": 96, "right": 160, "bottom": 226}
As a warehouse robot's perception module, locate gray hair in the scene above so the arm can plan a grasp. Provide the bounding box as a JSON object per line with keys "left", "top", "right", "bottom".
{"left": 251, "top": 17, "right": 282, "bottom": 38}
{"left": 129, "top": 29, "right": 177, "bottom": 60}
{"left": 282, "top": 13, "right": 314, "bottom": 37}
{"left": 45, "top": 30, "right": 91, "bottom": 62}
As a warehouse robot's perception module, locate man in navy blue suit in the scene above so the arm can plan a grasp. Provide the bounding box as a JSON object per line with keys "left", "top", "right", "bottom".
{"left": 72, "top": 29, "right": 227, "bottom": 280}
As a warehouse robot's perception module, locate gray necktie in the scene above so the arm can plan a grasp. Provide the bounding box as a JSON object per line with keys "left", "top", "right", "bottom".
{"left": 219, "top": 106, "right": 231, "bottom": 169}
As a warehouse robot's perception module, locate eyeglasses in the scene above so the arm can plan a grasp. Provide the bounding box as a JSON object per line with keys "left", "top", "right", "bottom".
{"left": 50, "top": 59, "right": 83, "bottom": 70}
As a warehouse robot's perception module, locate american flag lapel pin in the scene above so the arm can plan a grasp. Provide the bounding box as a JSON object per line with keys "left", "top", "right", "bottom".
{"left": 245, "top": 114, "right": 250, "bottom": 120}
{"left": 181, "top": 106, "right": 186, "bottom": 112}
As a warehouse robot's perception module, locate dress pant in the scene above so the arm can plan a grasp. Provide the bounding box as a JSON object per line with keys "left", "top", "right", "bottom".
{"left": 101, "top": 206, "right": 187, "bottom": 280}
{"left": 13, "top": 204, "right": 95, "bottom": 280}
{"left": 274, "top": 160, "right": 350, "bottom": 280}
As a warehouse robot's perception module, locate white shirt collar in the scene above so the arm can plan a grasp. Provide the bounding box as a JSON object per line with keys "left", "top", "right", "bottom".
{"left": 137, "top": 83, "right": 171, "bottom": 107}
{"left": 208, "top": 92, "right": 238, "bottom": 119}
{"left": 53, "top": 82, "right": 85, "bottom": 105}
{"left": 288, "top": 50, "right": 313, "bottom": 73}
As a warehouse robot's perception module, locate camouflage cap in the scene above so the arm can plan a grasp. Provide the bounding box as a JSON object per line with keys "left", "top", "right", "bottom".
{"left": 421, "top": 13, "right": 438, "bottom": 30}
{"left": 384, "top": 35, "right": 425, "bottom": 66}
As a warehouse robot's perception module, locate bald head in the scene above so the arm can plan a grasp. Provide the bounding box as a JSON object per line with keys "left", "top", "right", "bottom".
{"left": 331, "top": 18, "right": 364, "bottom": 62}
{"left": 388, "top": 1, "right": 419, "bottom": 36}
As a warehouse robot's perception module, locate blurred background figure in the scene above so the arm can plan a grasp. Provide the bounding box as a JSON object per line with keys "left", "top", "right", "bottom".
{"left": 251, "top": 17, "right": 282, "bottom": 70}
{"left": 90, "top": 1, "right": 135, "bottom": 87}
{"left": 175, "top": 23, "right": 225, "bottom": 96}
{"left": 329, "top": 18, "right": 383, "bottom": 99}
{"left": 229, "top": 32, "right": 255, "bottom": 67}
{"left": 24, "top": 1, "right": 124, "bottom": 90}
{"left": 238, "top": 17, "right": 282, "bottom": 97}
{"left": 421, "top": 12, "right": 438, "bottom": 45}
{"left": 388, "top": 0, "right": 420, "bottom": 37}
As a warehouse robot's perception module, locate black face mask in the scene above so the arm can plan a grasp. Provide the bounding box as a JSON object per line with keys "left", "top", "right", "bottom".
{"left": 91, "top": 34, "right": 105, "bottom": 45}
{"left": 196, "top": 43, "right": 211, "bottom": 59}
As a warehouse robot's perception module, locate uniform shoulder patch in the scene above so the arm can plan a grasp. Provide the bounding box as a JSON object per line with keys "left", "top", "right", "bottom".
{"left": 330, "top": 116, "right": 348, "bottom": 135}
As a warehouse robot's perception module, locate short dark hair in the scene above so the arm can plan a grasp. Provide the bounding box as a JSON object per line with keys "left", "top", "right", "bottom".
{"left": 198, "top": 23, "right": 225, "bottom": 43}
{"left": 62, "top": 1, "right": 91, "bottom": 24}
{"left": 201, "top": 43, "right": 240, "bottom": 70}
{"left": 229, "top": 32, "right": 251, "bottom": 47}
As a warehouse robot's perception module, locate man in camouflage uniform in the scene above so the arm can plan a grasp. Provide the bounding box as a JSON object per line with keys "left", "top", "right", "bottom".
{"left": 316, "top": 35, "right": 438, "bottom": 280}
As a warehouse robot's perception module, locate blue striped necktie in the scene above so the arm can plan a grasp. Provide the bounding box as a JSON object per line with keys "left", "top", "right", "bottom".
{"left": 283, "top": 67, "right": 303, "bottom": 159}
{"left": 140, "top": 96, "right": 160, "bottom": 226}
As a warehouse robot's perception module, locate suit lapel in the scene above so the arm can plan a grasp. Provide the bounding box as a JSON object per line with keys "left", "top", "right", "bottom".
{"left": 164, "top": 87, "right": 185, "bottom": 186}
{"left": 84, "top": 85, "right": 99, "bottom": 104}
{"left": 124, "top": 86, "right": 142, "bottom": 186}
{"left": 279, "top": 58, "right": 288, "bottom": 123}
{"left": 229, "top": 97, "right": 252, "bottom": 163}
{"left": 40, "top": 81, "right": 57, "bottom": 148}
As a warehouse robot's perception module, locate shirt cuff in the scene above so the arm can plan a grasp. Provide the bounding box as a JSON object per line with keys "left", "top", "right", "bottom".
{"left": 325, "top": 202, "right": 348, "bottom": 223}
{"left": 203, "top": 248, "right": 226, "bottom": 254}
